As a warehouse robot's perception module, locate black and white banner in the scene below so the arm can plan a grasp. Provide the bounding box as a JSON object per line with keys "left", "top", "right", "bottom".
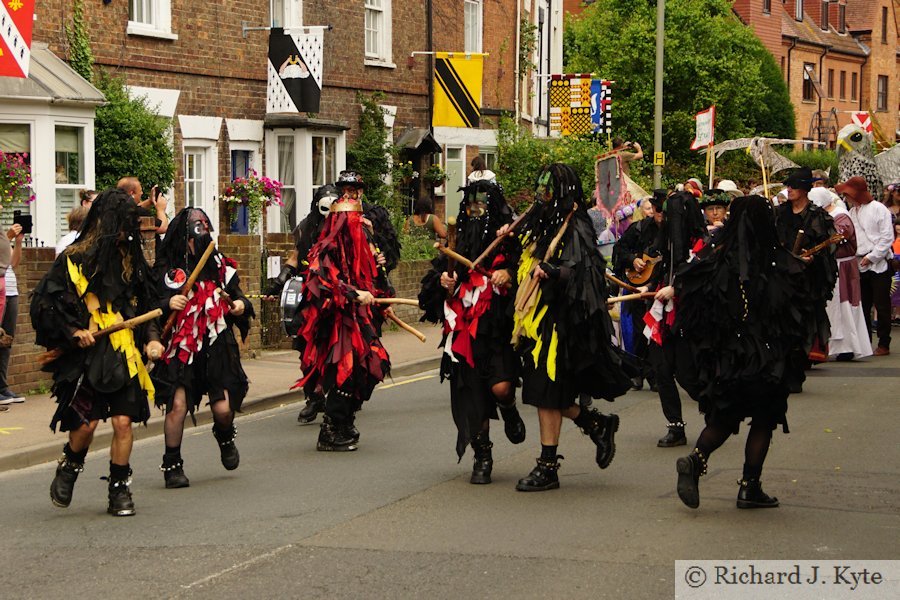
{"left": 266, "top": 27, "right": 323, "bottom": 114}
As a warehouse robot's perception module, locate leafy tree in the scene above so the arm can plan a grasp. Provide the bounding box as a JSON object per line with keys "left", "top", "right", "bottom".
{"left": 93, "top": 72, "right": 175, "bottom": 192}
{"left": 564, "top": 0, "right": 795, "bottom": 183}
{"left": 346, "top": 92, "right": 393, "bottom": 206}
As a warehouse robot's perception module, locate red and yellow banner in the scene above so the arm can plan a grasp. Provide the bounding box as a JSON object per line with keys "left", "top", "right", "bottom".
{"left": 0, "top": 0, "right": 35, "bottom": 79}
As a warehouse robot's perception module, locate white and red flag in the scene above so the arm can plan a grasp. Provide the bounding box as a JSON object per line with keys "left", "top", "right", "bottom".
{"left": 850, "top": 112, "right": 873, "bottom": 134}
{"left": 0, "top": 0, "right": 34, "bottom": 79}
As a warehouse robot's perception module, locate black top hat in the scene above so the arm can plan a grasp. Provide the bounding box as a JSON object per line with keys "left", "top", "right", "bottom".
{"left": 783, "top": 167, "right": 814, "bottom": 192}
{"left": 336, "top": 170, "right": 365, "bottom": 189}
{"left": 649, "top": 189, "right": 667, "bottom": 210}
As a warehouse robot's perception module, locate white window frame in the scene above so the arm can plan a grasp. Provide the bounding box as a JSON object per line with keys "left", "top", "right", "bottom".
{"left": 795, "top": 0, "right": 803, "bottom": 22}
{"left": 127, "top": 0, "right": 178, "bottom": 41}
{"left": 182, "top": 141, "right": 219, "bottom": 234}
{"left": 53, "top": 124, "right": 88, "bottom": 241}
{"left": 271, "top": 0, "right": 303, "bottom": 29}
{"left": 364, "top": 0, "right": 395, "bottom": 69}
{"left": 464, "top": 0, "right": 483, "bottom": 54}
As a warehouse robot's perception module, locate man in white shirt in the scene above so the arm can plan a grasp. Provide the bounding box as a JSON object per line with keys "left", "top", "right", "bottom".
{"left": 839, "top": 177, "right": 894, "bottom": 356}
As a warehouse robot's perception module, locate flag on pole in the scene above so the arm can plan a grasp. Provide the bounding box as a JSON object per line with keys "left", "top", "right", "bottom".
{"left": 850, "top": 111, "right": 873, "bottom": 133}
{"left": 691, "top": 106, "right": 715, "bottom": 150}
{"left": 267, "top": 27, "right": 324, "bottom": 114}
{"left": 0, "top": 0, "right": 35, "bottom": 79}
{"left": 548, "top": 74, "right": 593, "bottom": 137}
{"left": 432, "top": 52, "right": 483, "bottom": 128}
{"left": 590, "top": 79, "right": 612, "bottom": 135}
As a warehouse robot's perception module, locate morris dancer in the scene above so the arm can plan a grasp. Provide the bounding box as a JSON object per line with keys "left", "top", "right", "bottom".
{"left": 419, "top": 179, "right": 526, "bottom": 484}
{"left": 151, "top": 208, "right": 254, "bottom": 488}
{"left": 510, "top": 164, "right": 632, "bottom": 491}
{"left": 32, "top": 189, "right": 162, "bottom": 516}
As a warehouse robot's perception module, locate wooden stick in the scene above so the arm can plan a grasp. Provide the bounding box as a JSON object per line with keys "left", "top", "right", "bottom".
{"left": 435, "top": 243, "right": 475, "bottom": 270}
{"left": 38, "top": 308, "right": 164, "bottom": 366}
{"left": 792, "top": 229, "right": 805, "bottom": 255}
{"left": 606, "top": 291, "right": 656, "bottom": 305}
{"left": 605, "top": 272, "right": 641, "bottom": 293}
{"left": 161, "top": 240, "right": 217, "bottom": 340}
{"left": 472, "top": 209, "right": 530, "bottom": 268}
{"left": 386, "top": 311, "right": 427, "bottom": 343}
{"left": 515, "top": 209, "right": 575, "bottom": 314}
{"left": 372, "top": 297, "right": 420, "bottom": 307}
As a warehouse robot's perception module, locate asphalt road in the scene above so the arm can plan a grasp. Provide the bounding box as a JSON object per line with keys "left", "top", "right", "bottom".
{"left": 0, "top": 362, "right": 897, "bottom": 599}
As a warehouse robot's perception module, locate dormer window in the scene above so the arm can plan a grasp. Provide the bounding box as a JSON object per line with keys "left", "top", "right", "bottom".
{"left": 838, "top": 4, "right": 846, "bottom": 33}
{"left": 821, "top": 2, "right": 829, "bottom": 31}
{"left": 796, "top": 0, "right": 804, "bottom": 22}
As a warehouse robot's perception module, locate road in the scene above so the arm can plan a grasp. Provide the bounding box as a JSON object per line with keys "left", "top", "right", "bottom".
{"left": 0, "top": 360, "right": 897, "bottom": 599}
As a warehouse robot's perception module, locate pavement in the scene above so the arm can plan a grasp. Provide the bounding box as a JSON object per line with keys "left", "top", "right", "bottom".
{"left": 0, "top": 322, "right": 445, "bottom": 473}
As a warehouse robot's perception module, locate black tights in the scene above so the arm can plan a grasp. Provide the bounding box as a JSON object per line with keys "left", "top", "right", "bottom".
{"left": 694, "top": 417, "right": 774, "bottom": 480}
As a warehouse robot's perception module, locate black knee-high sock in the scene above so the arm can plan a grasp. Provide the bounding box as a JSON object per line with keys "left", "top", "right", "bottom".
{"left": 742, "top": 422, "right": 773, "bottom": 480}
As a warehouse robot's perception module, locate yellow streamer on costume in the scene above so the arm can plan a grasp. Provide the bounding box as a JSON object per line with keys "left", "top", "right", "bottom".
{"left": 67, "top": 258, "right": 155, "bottom": 402}
{"left": 512, "top": 244, "right": 560, "bottom": 381}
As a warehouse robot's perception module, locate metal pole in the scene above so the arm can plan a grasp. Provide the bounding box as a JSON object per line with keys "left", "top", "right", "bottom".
{"left": 653, "top": 0, "right": 665, "bottom": 189}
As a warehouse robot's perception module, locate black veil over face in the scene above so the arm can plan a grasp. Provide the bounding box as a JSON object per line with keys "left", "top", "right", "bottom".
{"left": 156, "top": 207, "right": 219, "bottom": 280}
{"left": 455, "top": 180, "right": 512, "bottom": 258}
{"left": 519, "top": 163, "right": 584, "bottom": 256}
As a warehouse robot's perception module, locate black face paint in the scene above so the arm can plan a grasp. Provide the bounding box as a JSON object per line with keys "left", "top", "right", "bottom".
{"left": 188, "top": 210, "right": 212, "bottom": 254}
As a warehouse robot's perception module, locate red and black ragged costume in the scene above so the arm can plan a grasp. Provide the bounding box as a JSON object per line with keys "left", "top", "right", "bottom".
{"left": 292, "top": 207, "right": 391, "bottom": 427}
{"left": 152, "top": 253, "right": 254, "bottom": 415}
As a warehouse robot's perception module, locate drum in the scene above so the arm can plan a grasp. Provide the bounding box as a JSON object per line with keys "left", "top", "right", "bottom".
{"left": 280, "top": 276, "right": 304, "bottom": 336}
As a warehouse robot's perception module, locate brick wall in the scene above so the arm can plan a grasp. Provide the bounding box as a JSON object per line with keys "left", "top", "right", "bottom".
{"left": 390, "top": 259, "right": 432, "bottom": 323}
{"left": 7, "top": 247, "right": 56, "bottom": 392}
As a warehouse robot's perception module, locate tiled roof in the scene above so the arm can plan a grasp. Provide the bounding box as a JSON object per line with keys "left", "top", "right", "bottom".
{"left": 844, "top": 0, "right": 877, "bottom": 32}
{"left": 782, "top": 9, "right": 869, "bottom": 56}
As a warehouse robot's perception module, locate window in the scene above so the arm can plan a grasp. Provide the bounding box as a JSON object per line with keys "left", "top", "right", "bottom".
{"left": 795, "top": 0, "right": 803, "bottom": 22}
{"left": 271, "top": 0, "right": 303, "bottom": 29}
{"left": 364, "top": 0, "right": 392, "bottom": 65}
{"left": 838, "top": 4, "right": 846, "bottom": 33}
{"left": 820, "top": 2, "right": 828, "bottom": 30}
{"left": 232, "top": 150, "right": 253, "bottom": 180}
{"left": 839, "top": 70, "right": 846, "bottom": 100}
{"left": 763, "top": 0, "right": 771, "bottom": 14}
{"left": 311, "top": 135, "right": 337, "bottom": 191}
{"left": 465, "top": 0, "right": 483, "bottom": 53}
{"left": 802, "top": 63, "right": 816, "bottom": 101}
{"left": 184, "top": 150, "right": 205, "bottom": 208}
{"left": 128, "top": 0, "right": 176, "bottom": 39}
{"left": 444, "top": 147, "right": 465, "bottom": 218}
{"left": 277, "top": 135, "right": 296, "bottom": 232}
{"left": 882, "top": 7, "right": 889, "bottom": 44}
{"left": 55, "top": 126, "right": 85, "bottom": 240}
{"left": 827, "top": 69, "right": 834, "bottom": 98}
{"left": 478, "top": 149, "right": 497, "bottom": 172}
{"left": 0, "top": 124, "right": 31, "bottom": 234}
{"left": 851, "top": 72, "right": 858, "bottom": 101}
{"left": 877, "top": 75, "right": 889, "bottom": 111}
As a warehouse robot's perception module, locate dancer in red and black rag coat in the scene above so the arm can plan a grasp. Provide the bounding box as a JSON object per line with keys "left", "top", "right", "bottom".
{"left": 418, "top": 179, "right": 526, "bottom": 484}
{"left": 151, "top": 208, "right": 254, "bottom": 489}
{"left": 292, "top": 185, "right": 391, "bottom": 452}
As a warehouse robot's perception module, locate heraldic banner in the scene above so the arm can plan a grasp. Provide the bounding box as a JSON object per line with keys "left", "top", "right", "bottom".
{"left": 433, "top": 52, "right": 483, "bottom": 128}
{"left": 549, "top": 74, "right": 592, "bottom": 137}
{"left": 267, "top": 27, "right": 324, "bottom": 114}
{"left": 0, "top": 0, "right": 35, "bottom": 79}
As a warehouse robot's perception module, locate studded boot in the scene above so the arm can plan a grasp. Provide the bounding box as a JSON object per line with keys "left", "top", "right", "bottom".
{"left": 578, "top": 408, "right": 620, "bottom": 469}
{"left": 316, "top": 416, "right": 358, "bottom": 452}
{"left": 297, "top": 393, "right": 325, "bottom": 424}
{"left": 343, "top": 413, "right": 361, "bottom": 445}
{"left": 497, "top": 402, "right": 526, "bottom": 445}
{"left": 515, "top": 456, "right": 564, "bottom": 492}
{"left": 213, "top": 425, "right": 240, "bottom": 470}
{"left": 50, "top": 454, "right": 84, "bottom": 508}
{"left": 736, "top": 478, "right": 779, "bottom": 509}
{"left": 160, "top": 453, "right": 190, "bottom": 489}
{"left": 657, "top": 423, "right": 687, "bottom": 447}
{"left": 470, "top": 431, "right": 494, "bottom": 485}
{"left": 107, "top": 472, "right": 136, "bottom": 517}
{"left": 675, "top": 449, "right": 707, "bottom": 509}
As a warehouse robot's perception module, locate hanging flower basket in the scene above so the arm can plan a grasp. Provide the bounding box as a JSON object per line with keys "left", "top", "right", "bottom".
{"left": 222, "top": 170, "right": 283, "bottom": 233}
{"left": 0, "top": 152, "right": 36, "bottom": 205}
{"left": 423, "top": 164, "right": 448, "bottom": 188}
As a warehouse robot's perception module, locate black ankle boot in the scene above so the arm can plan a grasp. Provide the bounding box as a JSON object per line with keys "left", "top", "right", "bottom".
{"left": 107, "top": 475, "right": 136, "bottom": 517}
{"left": 298, "top": 394, "right": 324, "bottom": 424}
{"left": 50, "top": 455, "right": 83, "bottom": 508}
{"left": 675, "top": 449, "right": 707, "bottom": 509}
{"left": 579, "top": 409, "right": 619, "bottom": 469}
{"left": 736, "top": 478, "right": 779, "bottom": 509}
{"left": 657, "top": 423, "right": 687, "bottom": 447}
{"left": 498, "top": 403, "right": 526, "bottom": 445}
{"left": 160, "top": 454, "right": 190, "bottom": 489}
{"left": 470, "top": 432, "right": 493, "bottom": 485}
{"left": 316, "top": 416, "right": 358, "bottom": 452}
{"left": 343, "top": 414, "right": 360, "bottom": 444}
{"left": 516, "top": 456, "right": 563, "bottom": 491}
{"left": 213, "top": 425, "right": 240, "bottom": 470}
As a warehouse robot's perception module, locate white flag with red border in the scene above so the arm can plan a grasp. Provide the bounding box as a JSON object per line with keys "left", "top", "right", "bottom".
{"left": 0, "top": 0, "right": 34, "bottom": 79}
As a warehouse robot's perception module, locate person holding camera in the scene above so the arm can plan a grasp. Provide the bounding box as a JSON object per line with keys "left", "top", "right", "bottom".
{"left": 612, "top": 137, "right": 643, "bottom": 176}
{"left": 117, "top": 176, "right": 169, "bottom": 234}
{"left": 0, "top": 224, "right": 25, "bottom": 407}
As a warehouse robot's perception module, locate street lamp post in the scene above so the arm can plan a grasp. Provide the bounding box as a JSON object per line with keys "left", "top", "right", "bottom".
{"left": 653, "top": 0, "right": 665, "bottom": 189}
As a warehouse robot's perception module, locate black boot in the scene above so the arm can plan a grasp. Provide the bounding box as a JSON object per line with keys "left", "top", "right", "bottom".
{"left": 657, "top": 423, "right": 687, "bottom": 448}
{"left": 107, "top": 474, "right": 136, "bottom": 517}
{"left": 316, "top": 416, "right": 358, "bottom": 452}
{"left": 736, "top": 478, "right": 779, "bottom": 509}
{"left": 515, "top": 456, "right": 563, "bottom": 492}
{"left": 297, "top": 393, "right": 325, "bottom": 424}
{"left": 675, "top": 449, "right": 707, "bottom": 509}
{"left": 213, "top": 425, "right": 240, "bottom": 470}
{"left": 470, "top": 432, "right": 493, "bottom": 485}
{"left": 50, "top": 454, "right": 83, "bottom": 508}
{"left": 160, "top": 454, "right": 190, "bottom": 489}
{"left": 343, "top": 413, "right": 360, "bottom": 444}
{"left": 578, "top": 408, "right": 619, "bottom": 469}
{"left": 497, "top": 402, "right": 526, "bottom": 445}
{"left": 630, "top": 376, "right": 643, "bottom": 391}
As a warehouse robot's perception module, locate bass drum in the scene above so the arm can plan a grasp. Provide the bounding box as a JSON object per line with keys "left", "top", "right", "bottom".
{"left": 280, "top": 276, "right": 304, "bottom": 336}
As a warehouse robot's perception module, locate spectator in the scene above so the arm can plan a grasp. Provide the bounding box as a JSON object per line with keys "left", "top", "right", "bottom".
{"left": 79, "top": 189, "right": 97, "bottom": 209}
{"left": 612, "top": 137, "right": 643, "bottom": 176}
{"left": 404, "top": 197, "right": 448, "bottom": 242}
{"left": 0, "top": 224, "right": 24, "bottom": 407}
{"left": 840, "top": 176, "right": 894, "bottom": 356}
{"left": 891, "top": 222, "right": 900, "bottom": 325}
{"left": 55, "top": 206, "right": 89, "bottom": 256}
{"left": 117, "top": 176, "right": 169, "bottom": 234}
{"left": 467, "top": 156, "right": 496, "bottom": 184}
{"left": 883, "top": 184, "right": 899, "bottom": 223}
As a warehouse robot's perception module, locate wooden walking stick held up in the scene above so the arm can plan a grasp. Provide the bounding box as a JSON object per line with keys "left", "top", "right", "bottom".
{"left": 515, "top": 208, "right": 575, "bottom": 314}
{"left": 472, "top": 209, "right": 530, "bottom": 269}
{"left": 37, "top": 309, "right": 164, "bottom": 367}
{"left": 161, "top": 240, "right": 217, "bottom": 340}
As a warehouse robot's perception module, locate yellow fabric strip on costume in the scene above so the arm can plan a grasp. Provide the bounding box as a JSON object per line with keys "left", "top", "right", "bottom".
{"left": 66, "top": 258, "right": 155, "bottom": 402}
{"left": 513, "top": 245, "right": 560, "bottom": 381}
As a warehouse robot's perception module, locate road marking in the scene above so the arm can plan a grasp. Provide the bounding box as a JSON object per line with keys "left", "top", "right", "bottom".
{"left": 378, "top": 374, "right": 435, "bottom": 390}
{"left": 178, "top": 543, "right": 294, "bottom": 592}
{"left": 0, "top": 427, "right": 23, "bottom": 435}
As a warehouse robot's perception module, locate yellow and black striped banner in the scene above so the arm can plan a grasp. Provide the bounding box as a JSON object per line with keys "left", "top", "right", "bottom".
{"left": 433, "top": 52, "right": 483, "bottom": 128}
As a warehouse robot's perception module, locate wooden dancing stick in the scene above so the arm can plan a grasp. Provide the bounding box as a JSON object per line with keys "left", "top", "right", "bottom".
{"left": 372, "top": 297, "right": 420, "bottom": 307}
{"left": 605, "top": 271, "right": 641, "bottom": 293}
{"left": 386, "top": 311, "right": 427, "bottom": 343}
{"left": 606, "top": 291, "right": 656, "bottom": 305}
{"left": 791, "top": 229, "right": 805, "bottom": 255}
{"left": 515, "top": 209, "right": 575, "bottom": 314}
{"left": 472, "top": 209, "right": 530, "bottom": 268}
{"left": 161, "top": 240, "right": 217, "bottom": 340}
{"left": 38, "top": 308, "right": 164, "bottom": 366}
{"left": 435, "top": 243, "right": 475, "bottom": 270}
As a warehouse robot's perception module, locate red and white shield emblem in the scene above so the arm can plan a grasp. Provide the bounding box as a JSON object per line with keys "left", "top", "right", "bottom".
{"left": 850, "top": 112, "right": 873, "bottom": 134}
{"left": 0, "top": 0, "right": 35, "bottom": 79}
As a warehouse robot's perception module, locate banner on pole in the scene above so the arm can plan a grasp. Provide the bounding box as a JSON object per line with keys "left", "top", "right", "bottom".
{"left": 267, "top": 27, "right": 324, "bottom": 114}
{"left": 432, "top": 52, "right": 483, "bottom": 128}
{"left": 549, "top": 74, "right": 593, "bottom": 137}
{"left": 850, "top": 111, "right": 873, "bottom": 133}
{"left": 691, "top": 106, "right": 715, "bottom": 150}
{"left": 0, "top": 0, "right": 35, "bottom": 79}
{"left": 590, "top": 79, "right": 612, "bottom": 135}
